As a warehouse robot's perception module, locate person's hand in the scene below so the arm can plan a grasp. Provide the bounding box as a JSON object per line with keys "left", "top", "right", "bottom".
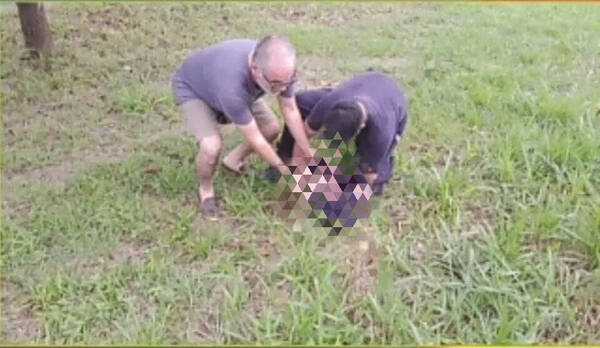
{"left": 298, "top": 147, "right": 317, "bottom": 161}
{"left": 278, "top": 164, "right": 293, "bottom": 176}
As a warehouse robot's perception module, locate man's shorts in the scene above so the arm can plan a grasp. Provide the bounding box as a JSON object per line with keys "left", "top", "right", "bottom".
{"left": 172, "top": 72, "right": 278, "bottom": 142}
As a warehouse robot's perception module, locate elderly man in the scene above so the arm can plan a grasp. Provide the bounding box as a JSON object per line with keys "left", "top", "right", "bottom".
{"left": 267, "top": 71, "right": 409, "bottom": 196}
{"left": 172, "top": 36, "right": 312, "bottom": 216}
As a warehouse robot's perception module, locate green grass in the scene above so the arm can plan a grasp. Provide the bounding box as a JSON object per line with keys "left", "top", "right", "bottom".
{"left": 2, "top": 2, "right": 600, "bottom": 344}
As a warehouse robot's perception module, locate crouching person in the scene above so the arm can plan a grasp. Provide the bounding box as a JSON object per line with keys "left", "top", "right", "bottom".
{"left": 171, "top": 36, "right": 313, "bottom": 216}
{"left": 267, "top": 71, "right": 408, "bottom": 196}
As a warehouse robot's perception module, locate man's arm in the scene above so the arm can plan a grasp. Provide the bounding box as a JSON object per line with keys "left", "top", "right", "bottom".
{"left": 288, "top": 120, "right": 318, "bottom": 162}
{"left": 278, "top": 95, "right": 314, "bottom": 157}
{"left": 237, "top": 119, "right": 290, "bottom": 175}
{"left": 304, "top": 120, "right": 318, "bottom": 138}
{"left": 285, "top": 88, "right": 333, "bottom": 161}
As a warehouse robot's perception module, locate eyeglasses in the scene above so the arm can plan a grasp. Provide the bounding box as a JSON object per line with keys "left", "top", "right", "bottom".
{"left": 262, "top": 70, "right": 297, "bottom": 91}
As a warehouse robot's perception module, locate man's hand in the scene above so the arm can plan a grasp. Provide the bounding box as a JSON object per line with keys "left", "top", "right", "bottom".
{"left": 363, "top": 171, "right": 383, "bottom": 195}
{"left": 278, "top": 165, "right": 293, "bottom": 176}
{"left": 364, "top": 172, "right": 378, "bottom": 186}
{"left": 278, "top": 95, "right": 314, "bottom": 157}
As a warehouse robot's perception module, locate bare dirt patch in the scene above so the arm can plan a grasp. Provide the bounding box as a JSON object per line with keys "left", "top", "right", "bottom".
{"left": 319, "top": 232, "right": 379, "bottom": 303}
{"left": 64, "top": 239, "right": 154, "bottom": 278}
{"left": 459, "top": 205, "right": 497, "bottom": 240}
{"left": 3, "top": 144, "right": 129, "bottom": 186}
{"left": 571, "top": 281, "right": 600, "bottom": 342}
{"left": 1, "top": 282, "right": 43, "bottom": 343}
{"left": 110, "top": 240, "right": 153, "bottom": 265}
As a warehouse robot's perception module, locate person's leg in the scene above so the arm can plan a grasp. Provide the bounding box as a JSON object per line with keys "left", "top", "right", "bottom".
{"left": 372, "top": 115, "right": 407, "bottom": 195}
{"left": 196, "top": 135, "right": 222, "bottom": 207}
{"left": 372, "top": 154, "right": 394, "bottom": 196}
{"left": 259, "top": 118, "right": 297, "bottom": 182}
{"left": 262, "top": 99, "right": 316, "bottom": 181}
{"left": 180, "top": 99, "right": 223, "bottom": 214}
{"left": 222, "top": 99, "right": 281, "bottom": 173}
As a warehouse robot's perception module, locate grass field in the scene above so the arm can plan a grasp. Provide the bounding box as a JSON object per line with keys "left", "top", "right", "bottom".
{"left": 2, "top": 2, "right": 600, "bottom": 344}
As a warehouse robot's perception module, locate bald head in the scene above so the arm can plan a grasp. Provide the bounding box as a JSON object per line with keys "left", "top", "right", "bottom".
{"left": 251, "top": 35, "right": 296, "bottom": 86}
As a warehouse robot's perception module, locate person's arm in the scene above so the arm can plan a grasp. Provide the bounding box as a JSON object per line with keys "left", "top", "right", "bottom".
{"left": 304, "top": 120, "right": 318, "bottom": 138}
{"left": 358, "top": 143, "right": 387, "bottom": 188}
{"left": 354, "top": 124, "right": 388, "bottom": 188}
{"left": 236, "top": 119, "right": 290, "bottom": 175}
{"left": 288, "top": 88, "right": 333, "bottom": 160}
{"left": 222, "top": 96, "right": 291, "bottom": 175}
{"left": 277, "top": 95, "right": 314, "bottom": 157}
{"left": 287, "top": 120, "right": 318, "bottom": 162}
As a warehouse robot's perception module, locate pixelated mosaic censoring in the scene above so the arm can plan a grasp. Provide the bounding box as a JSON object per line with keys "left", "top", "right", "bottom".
{"left": 274, "top": 132, "right": 374, "bottom": 236}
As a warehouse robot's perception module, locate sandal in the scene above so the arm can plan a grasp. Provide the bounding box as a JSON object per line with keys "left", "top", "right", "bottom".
{"left": 260, "top": 165, "right": 282, "bottom": 183}
{"left": 196, "top": 191, "right": 220, "bottom": 217}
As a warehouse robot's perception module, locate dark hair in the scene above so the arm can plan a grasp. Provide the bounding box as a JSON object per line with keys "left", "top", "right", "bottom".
{"left": 323, "top": 100, "right": 364, "bottom": 140}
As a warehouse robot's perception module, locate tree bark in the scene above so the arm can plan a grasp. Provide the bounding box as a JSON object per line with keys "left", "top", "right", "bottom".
{"left": 17, "top": 3, "right": 54, "bottom": 57}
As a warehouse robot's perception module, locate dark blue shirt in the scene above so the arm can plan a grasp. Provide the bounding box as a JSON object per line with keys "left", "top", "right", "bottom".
{"left": 298, "top": 72, "right": 408, "bottom": 175}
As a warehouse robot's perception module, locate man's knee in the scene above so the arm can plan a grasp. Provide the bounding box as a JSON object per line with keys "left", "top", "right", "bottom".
{"left": 198, "top": 135, "right": 223, "bottom": 165}
{"left": 260, "top": 121, "right": 282, "bottom": 142}
{"left": 252, "top": 100, "right": 280, "bottom": 140}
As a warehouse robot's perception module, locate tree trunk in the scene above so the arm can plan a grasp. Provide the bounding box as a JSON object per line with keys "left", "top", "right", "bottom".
{"left": 17, "top": 2, "right": 54, "bottom": 58}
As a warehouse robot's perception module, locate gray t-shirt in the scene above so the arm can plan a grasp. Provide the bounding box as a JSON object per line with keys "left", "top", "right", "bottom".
{"left": 172, "top": 39, "right": 295, "bottom": 125}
